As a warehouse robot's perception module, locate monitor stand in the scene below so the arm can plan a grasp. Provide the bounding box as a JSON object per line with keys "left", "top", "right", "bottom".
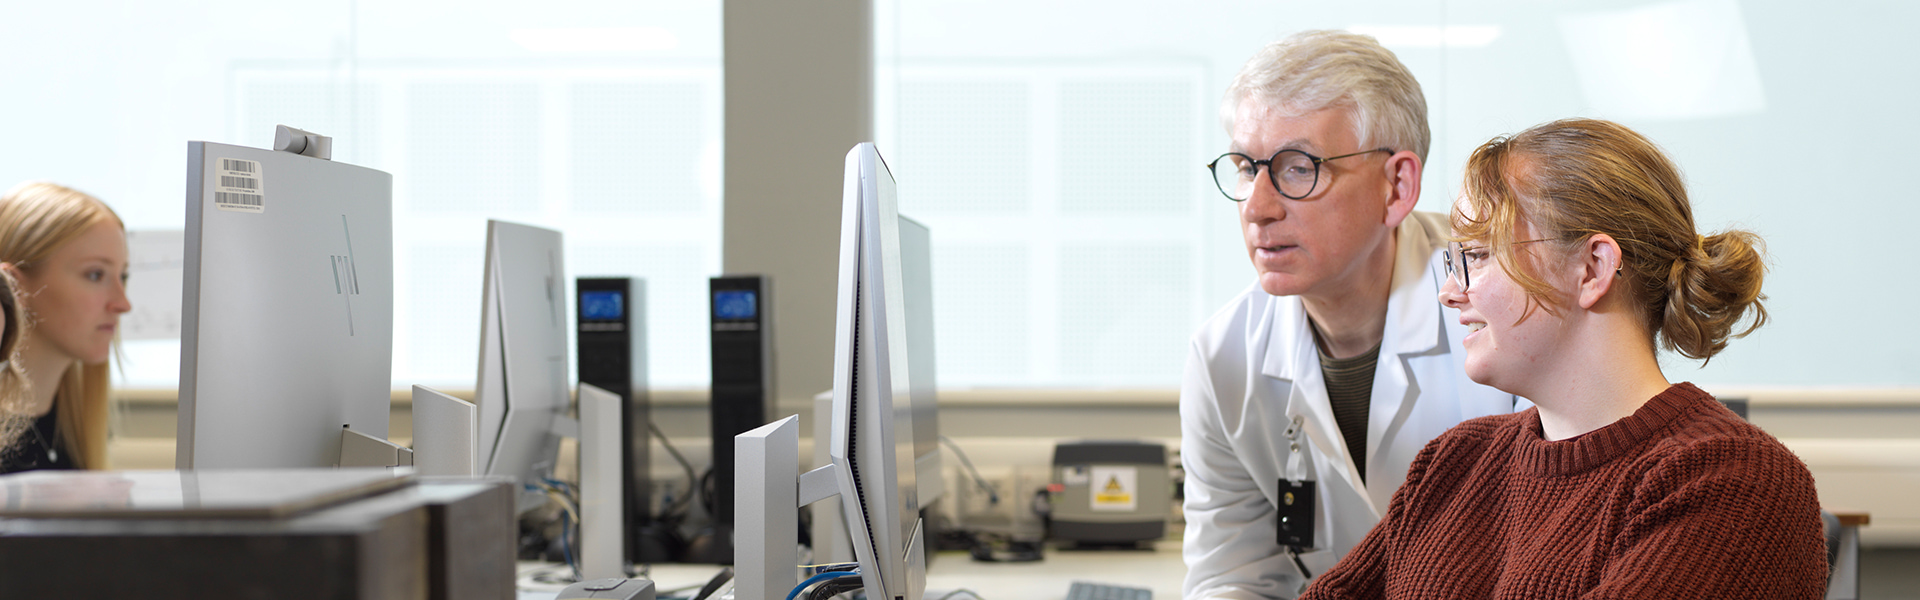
{"left": 736, "top": 415, "right": 844, "bottom": 600}
{"left": 411, "top": 385, "right": 480, "bottom": 476}
{"left": 339, "top": 427, "right": 413, "bottom": 468}
{"left": 578, "top": 384, "right": 630, "bottom": 578}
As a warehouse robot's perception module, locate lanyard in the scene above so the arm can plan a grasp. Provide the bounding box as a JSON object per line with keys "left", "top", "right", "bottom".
{"left": 1278, "top": 413, "right": 1319, "bottom": 572}
{"left": 1284, "top": 414, "right": 1308, "bottom": 483}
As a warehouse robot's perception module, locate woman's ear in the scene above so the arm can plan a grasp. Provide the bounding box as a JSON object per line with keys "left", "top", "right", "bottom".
{"left": 1576, "top": 234, "right": 1622, "bottom": 310}
{"left": 1, "top": 263, "right": 28, "bottom": 301}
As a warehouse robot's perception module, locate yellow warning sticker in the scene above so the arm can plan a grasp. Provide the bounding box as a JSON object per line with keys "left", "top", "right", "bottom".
{"left": 1090, "top": 466, "right": 1137, "bottom": 512}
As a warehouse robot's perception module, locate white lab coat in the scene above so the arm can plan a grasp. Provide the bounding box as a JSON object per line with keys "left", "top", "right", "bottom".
{"left": 1179, "top": 211, "right": 1526, "bottom": 600}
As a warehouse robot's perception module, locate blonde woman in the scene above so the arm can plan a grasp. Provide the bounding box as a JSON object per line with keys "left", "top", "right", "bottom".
{"left": 0, "top": 182, "right": 131, "bottom": 473}
{"left": 1298, "top": 119, "right": 1825, "bottom": 599}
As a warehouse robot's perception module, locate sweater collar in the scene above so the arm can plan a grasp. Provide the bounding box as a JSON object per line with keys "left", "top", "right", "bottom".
{"left": 1514, "top": 382, "right": 1715, "bottom": 477}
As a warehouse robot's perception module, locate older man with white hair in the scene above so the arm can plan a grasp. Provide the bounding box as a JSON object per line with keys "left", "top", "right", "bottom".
{"left": 1180, "top": 30, "right": 1525, "bottom": 600}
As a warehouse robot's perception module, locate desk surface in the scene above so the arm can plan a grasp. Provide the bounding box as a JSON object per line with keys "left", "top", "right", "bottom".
{"left": 517, "top": 540, "right": 1188, "bottom": 600}
{"left": 924, "top": 540, "right": 1187, "bottom": 599}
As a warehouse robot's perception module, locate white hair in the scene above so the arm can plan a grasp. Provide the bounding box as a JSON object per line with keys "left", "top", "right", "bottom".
{"left": 1222, "top": 30, "right": 1430, "bottom": 162}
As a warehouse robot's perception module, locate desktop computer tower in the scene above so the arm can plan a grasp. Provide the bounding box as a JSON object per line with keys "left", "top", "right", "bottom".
{"left": 695, "top": 275, "right": 775, "bottom": 563}
{"left": 575, "top": 277, "right": 662, "bottom": 564}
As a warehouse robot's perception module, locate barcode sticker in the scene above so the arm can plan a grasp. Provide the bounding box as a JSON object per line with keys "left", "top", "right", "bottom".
{"left": 214, "top": 158, "right": 264, "bottom": 213}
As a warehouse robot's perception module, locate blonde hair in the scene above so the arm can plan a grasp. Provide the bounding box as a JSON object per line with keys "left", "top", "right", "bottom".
{"left": 0, "top": 270, "right": 30, "bottom": 452}
{"left": 1223, "top": 29, "right": 1431, "bottom": 162}
{"left": 0, "top": 181, "right": 124, "bottom": 469}
{"left": 1454, "top": 119, "right": 1767, "bottom": 362}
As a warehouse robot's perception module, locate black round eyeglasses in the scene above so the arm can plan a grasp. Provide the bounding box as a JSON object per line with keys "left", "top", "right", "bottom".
{"left": 1206, "top": 148, "right": 1392, "bottom": 201}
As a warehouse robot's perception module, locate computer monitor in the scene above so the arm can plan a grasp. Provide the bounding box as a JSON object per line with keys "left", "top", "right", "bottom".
{"left": 177, "top": 138, "right": 394, "bottom": 469}
{"left": 736, "top": 143, "right": 931, "bottom": 600}
{"left": 474, "top": 219, "right": 571, "bottom": 509}
{"left": 827, "top": 143, "right": 925, "bottom": 600}
{"left": 807, "top": 216, "right": 942, "bottom": 568}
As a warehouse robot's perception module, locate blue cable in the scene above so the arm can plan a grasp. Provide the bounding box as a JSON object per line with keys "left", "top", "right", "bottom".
{"left": 786, "top": 570, "right": 862, "bottom": 600}
{"left": 527, "top": 481, "right": 582, "bottom": 578}
{"left": 558, "top": 508, "right": 577, "bottom": 577}
{"left": 807, "top": 563, "right": 860, "bottom": 576}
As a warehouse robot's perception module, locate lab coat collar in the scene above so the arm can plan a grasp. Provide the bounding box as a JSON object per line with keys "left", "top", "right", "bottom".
{"left": 1255, "top": 219, "right": 1447, "bottom": 518}
{"left": 1383, "top": 215, "right": 1445, "bottom": 358}
{"left": 1256, "top": 219, "right": 1445, "bottom": 381}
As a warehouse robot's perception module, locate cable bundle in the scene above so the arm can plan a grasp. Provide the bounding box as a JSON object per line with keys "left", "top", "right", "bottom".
{"left": 787, "top": 570, "right": 862, "bottom": 600}
{"left": 532, "top": 478, "right": 582, "bottom": 582}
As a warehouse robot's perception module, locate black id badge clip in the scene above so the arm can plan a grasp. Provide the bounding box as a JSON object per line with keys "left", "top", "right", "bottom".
{"left": 1277, "top": 415, "right": 1315, "bottom": 551}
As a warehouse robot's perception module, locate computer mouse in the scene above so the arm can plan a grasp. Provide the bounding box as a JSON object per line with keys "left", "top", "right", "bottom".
{"left": 557, "top": 578, "right": 656, "bottom": 600}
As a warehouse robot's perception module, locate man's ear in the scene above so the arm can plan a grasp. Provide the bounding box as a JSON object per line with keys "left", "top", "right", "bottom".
{"left": 1576, "top": 234, "right": 1623, "bottom": 310}
{"left": 1382, "top": 150, "right": 1422, "bottom": 228}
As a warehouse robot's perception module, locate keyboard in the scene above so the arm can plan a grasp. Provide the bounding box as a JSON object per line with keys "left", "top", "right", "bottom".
{"left": 1065, "top": 581, "right": 1152, "bottom": 600}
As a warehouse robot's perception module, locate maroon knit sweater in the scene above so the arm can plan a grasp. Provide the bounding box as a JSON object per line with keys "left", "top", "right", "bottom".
{"left": 1299, "top": 382, "right": 1827, "bottom": 599}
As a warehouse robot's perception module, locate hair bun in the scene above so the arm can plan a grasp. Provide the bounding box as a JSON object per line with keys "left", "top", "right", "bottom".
{"left": 1660, "top": 229, "right": 1768, "bottom": 361}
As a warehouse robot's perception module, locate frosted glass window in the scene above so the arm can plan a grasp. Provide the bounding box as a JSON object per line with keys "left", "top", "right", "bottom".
{"left": 3, "top": 0, "right": 1916, "bottom": 392}
{"left": 570, "top": 82, "right": 709, "bottom": 215}
{"left": 881, "top": 62, "right": 1210, "bottom": 387}
{"left": 407, "top": 82, "right": 544, "bottom": 214}
{"left": 0, "top": 1, "right": 723, "bottom": 390}
{"left": 1057, "top": 79, "right": 1197, "bottom": 214}
{"left": 405, "top": 244, "right": 485, "bottom": 379}
{"left": 897, "top": 81, "right": 1032, "bottom": 214}
{"left": 878, "top": 0, "right": 1920, "bottom": 388}
{"left": 1057, "top": 243, "right": 1192, "bottom": 384}
{"left": 931, "top": 243, "right": 1032, "bottom": 383}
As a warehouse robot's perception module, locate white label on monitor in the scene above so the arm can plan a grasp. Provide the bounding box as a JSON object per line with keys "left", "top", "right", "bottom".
{"left": 213, "top": 158, "right": 264, "bottom": 213}
{"left": 1090, "top": 465, "right": 1137, "bottom": 512}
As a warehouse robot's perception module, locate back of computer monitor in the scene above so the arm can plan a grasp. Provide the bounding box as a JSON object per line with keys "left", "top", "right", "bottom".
{"left": 827, "top": 143, "right": 925, "bottom": 600}
{"left": 474, "top": 220, "right": 569, "bottom": 506}
{"left": 177, "top": 140, "right": 393, "bottom": 469}
{"left": 898, "top": 215, "right": 943, "bottom": 504}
